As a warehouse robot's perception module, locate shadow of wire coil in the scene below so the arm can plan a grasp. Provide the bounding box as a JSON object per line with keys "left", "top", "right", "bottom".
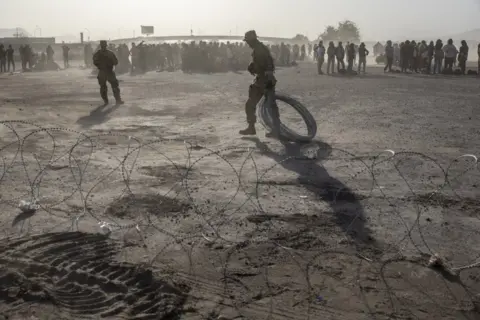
{"left": 257, "top": 92, "right": 317, "bottom": 142}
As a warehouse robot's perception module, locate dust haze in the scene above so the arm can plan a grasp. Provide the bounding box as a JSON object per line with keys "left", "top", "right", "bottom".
{"left": 0, "top": 1, "right": 480, "bottom": 320}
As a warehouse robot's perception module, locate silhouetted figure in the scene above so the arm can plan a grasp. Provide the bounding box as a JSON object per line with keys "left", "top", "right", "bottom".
{"left": 478, "top": 43, "right": 480, "bottom": 73}
{"left": 93, "top": 40, "right": 124, "bottom": 105}
{"left": 335, "top": 41, "right": 345, "bottom": 71}
{"left": 442, "top": 39, "right": 457, "bottom": 72}
{"left": 62, "top": 42, "right": 70, "bottom": 68}
{"left": 458, "top": 40, "right": 468, "bottom": 74}
{"left": 238, "top": 30, "right": 281, "bottom": 139}
{"left": 46, "top": 45, "right": 54, "bottom": 62}
{"left": 433, "top": 39, "right": 444, "bottom": 74}
{"left": 426, "top": 41, "right": 434, "bottom": 73}
{"left": 300, "top": 44, "right": 306, "bottom": 61}
{"left": 6, "top": 45, "right": 14, "bottom": 72}
{"left": 326, "top": 41, "right": 336, "bottom": 74}
{"left": 316, "top": 41, "right": 325, "bottom": 74}
{"left": 357, "top": 42, "right": 369, "bottom": 73}
{"left": 0, "top": 45, "right": 6, "bottom": 73}
{"left": 346, "top": 43, "right": 355, "bottom": 72}
{"left": 384, "top": 40, "right": 394, "bottom": 72}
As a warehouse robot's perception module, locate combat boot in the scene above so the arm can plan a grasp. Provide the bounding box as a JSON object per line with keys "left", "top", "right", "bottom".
{"left": 239, "top": 124, "right": 256, "bottom": 135}
{"left": 115, "top": 100, "right": 125, "bottom": 105}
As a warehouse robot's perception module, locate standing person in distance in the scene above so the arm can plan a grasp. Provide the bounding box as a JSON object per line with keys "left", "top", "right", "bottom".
{"left": 61, "top": 42, "right": 70, "bottom": 69}
{"left": 357, "top": 42, "right": 369, "bottom": 73}
{"left": 316, "top": 40, "right": 325, "bottom": 74}
{"left": 477, "top": 43, "right": 480, "bottom": 74}
{"left": 93, "top": 40, "right": 124, "bottom": 106}
{"left": 6, "top": 45, "right": 15, "bottom": 72}
{"left": 239, "top": 30, "right": 281, "bottom": 139}
{"left": 384, "top": 40, "right": 394, "bottom": 72}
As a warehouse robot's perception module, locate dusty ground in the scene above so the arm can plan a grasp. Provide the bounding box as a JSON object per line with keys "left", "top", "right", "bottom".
{"left": 0, "top": 63, "right": 479, "bottom": 320}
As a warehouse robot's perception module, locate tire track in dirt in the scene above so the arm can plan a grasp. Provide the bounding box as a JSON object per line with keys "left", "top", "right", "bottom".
{"left": 0, "top": 232, "right": 187, "bottom": 319}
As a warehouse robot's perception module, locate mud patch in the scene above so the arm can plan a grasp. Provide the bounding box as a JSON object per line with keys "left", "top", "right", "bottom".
{"left": 0, "top": 232, "right": 187, "bottom": 319}
{"left": 105, "top": 194, "right": 191, "bottom": 218}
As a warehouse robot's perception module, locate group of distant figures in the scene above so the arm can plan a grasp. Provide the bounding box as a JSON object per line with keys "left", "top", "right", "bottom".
{"left": 0, "top": 42, "right": 71, "bottom": 73}
{"left": 313, "top": 41, "right": 370, "bottom": 75}
{"left": 3, "top": 38, "right": 479, "bottom": 76}
{"left": 82, "top": 41, "right": 314, "bottom": 75}
{"left": 374, "top": 39, "right": 480, "bottom": 75}
{"left": 0, "top": 40, "right": 316, "bottom": 75}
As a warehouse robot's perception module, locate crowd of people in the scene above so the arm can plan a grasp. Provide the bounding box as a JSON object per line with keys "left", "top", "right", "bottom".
{"left": 312, "top": 39, "right": 480, "bottom": 75}
{"left": 313, "top": 41, "right": 369, "bottom": 74}
{"left": 2, "top": 36, "right": 479, "bottom": 77}
{"left": 0, "top": 42, "right": 72, "bottom": 72}
{"left": 84, "top": 41, "right": 313, "bottom": 74}
{"left": 0, "top": 39, "right": 316, "bottom": 75}
{"left": 381, "top": 39, "right": 479, "bottom": 75}
{"left": 372, "top": 39, "right": 479, "bottom": 75}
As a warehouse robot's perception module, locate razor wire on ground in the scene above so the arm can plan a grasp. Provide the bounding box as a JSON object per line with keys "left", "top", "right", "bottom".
{"left": 0, "top": 119, "right": 479, "bottom": 319}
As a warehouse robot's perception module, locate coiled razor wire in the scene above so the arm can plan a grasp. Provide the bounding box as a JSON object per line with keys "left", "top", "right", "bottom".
{"left": 0, "top": 120, "right": 479, "bottom": 319}
{"left": 257, "top": 91, "right": 317, "bottom": 142}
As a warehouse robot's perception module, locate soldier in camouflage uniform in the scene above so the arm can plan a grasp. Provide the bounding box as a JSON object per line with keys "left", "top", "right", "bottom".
{"left": 239, "top": 30, "right": 281, "bottom": 138}
{"left": 93, "top": 40, "right": 124, "bottom": 106}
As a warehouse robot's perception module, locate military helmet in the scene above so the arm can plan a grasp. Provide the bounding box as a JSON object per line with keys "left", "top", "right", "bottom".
{"left": 100, "top": 40, "right": 107, "bottom": 46}
{"left": 243, "top": 30, "right": 257, "bottom": 42}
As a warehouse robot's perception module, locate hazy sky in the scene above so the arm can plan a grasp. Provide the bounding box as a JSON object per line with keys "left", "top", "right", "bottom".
{"left": 2, "top": 0, "right": 480, "bottom": 40}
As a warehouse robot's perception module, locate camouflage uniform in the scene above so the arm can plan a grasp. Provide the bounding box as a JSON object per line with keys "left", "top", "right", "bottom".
{"left": 93, "top": 41, "right": 123, "bottom": 104}
{"left": 240, "top": 30, "right": 280, "bottom": 137}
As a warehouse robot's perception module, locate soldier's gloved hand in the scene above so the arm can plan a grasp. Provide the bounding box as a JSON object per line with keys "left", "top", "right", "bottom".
{"left": 247, "top": 62, "right": 255, "bottom": 75}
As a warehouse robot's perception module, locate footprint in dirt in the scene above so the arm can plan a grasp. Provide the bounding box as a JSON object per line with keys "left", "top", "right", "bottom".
{"left": 0, "top": 232, "right": 188, "bottom": 319}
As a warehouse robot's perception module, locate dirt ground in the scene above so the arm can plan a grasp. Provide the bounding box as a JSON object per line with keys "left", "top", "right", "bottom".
{"left": 0, "top": 62, "right": 479, "bottom": 320}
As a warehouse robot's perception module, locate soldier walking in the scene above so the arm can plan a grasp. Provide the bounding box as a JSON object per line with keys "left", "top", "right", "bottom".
{"left": 93, "top": 40, "right": 124, "bottom": 106}
{"left": 239, "top": 30, "right": 281, "bottom": 139}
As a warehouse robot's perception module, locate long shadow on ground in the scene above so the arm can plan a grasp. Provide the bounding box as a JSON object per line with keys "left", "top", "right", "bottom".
{"left": 76, "top": 104, "right": 121, "bottom": 128}
{"left": 245, "top": 137, "right": 372, "bottom": 243}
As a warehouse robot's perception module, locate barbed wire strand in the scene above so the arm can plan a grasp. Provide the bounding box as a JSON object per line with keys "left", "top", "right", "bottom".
{"left": 0, "top": 119, "right": 479, "bottom": 319}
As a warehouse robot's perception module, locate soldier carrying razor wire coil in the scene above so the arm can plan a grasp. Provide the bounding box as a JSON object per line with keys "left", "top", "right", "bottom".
{"left": 239, "top": 30, "right": 281, "bottom": 139}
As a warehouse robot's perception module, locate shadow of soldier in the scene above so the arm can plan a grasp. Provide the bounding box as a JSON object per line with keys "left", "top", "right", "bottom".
{"left": 76, "top": 104, "right": 121, "bottom": 129}
{"left": 244, "top": 136, "right": 373, "bottom": 244}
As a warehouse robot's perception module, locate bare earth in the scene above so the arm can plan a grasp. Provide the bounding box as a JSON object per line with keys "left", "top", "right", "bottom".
{"left": 0, "top": 63, "right": 479, "bottom": 320}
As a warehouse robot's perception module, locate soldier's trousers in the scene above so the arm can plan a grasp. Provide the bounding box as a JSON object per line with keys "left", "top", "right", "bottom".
{"left": 97, "top": 70, "right": 121, "bottom": 102}
{"left": 317, "top": 57, "right": 324, "bottom": 74}
{"left": 327, "top": 57, "right": 335, "bottom": 73}
{"left": 0, "top": 59, "right": 6, "bottom": 72}
{"left": 245, "top": 80, "right": 280, "bottom": 127}
{"left": 7, "top": 59, "right": 15, "bottom": 72}
{"left": 358, "top": 57, "right": 366, "bottom": 72}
